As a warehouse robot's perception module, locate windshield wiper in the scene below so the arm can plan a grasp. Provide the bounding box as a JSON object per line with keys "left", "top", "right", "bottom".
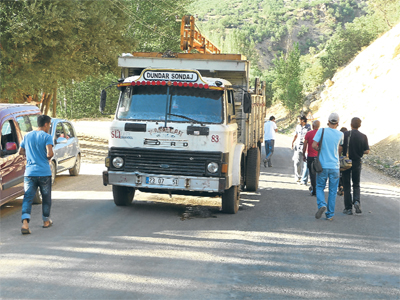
{"left": 167, "top": 113, "right": 204, "bottom": 125}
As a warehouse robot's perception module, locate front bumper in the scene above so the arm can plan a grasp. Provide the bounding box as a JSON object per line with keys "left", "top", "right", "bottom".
{"left": 103, "top": 171, "right": 226, "bottom": 193}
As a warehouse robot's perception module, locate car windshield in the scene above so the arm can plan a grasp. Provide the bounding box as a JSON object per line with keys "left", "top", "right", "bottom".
{"left": 117, "top": 86, "right": 223, "bottom": 124}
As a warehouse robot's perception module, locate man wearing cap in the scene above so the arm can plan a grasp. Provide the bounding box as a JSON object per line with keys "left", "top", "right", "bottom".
{"left": 312, "top": 113, "right": 344, "bottom": 221}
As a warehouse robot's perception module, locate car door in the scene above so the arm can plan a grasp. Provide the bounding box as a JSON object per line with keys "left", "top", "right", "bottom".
{"left": 62, "top": 122, "right": 78, "bottom": 169}
{"left": 0, "top": 118, "right": 25, "bottom": 205}
{"left": 52, "top": 121, "right": 69, "bottom": 172}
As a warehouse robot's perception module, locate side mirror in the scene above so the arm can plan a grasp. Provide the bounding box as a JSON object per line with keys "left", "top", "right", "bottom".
{"left": 243, "top": 92, "right": 252, "bottom": 114}
{"left": 55, "top": 137, "right": 67, "bottom": 145}
{"left": 99, "top": 89, "right": 107, "bottom": 113}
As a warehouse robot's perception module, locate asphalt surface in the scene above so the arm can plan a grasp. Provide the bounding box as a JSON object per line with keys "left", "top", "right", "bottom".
{"left": 1, "top": 134, "right": 399, "bottom": 299}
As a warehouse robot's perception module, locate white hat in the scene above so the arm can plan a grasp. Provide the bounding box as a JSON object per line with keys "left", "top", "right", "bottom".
{"left": 328, "top": 112, "right": 339, "bottom": 124}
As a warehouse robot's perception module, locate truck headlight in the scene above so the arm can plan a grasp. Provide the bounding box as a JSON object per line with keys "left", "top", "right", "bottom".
{"left": 112, "top": 157, "right": 124, "bottom": 168}
{"left": 207, "top": 162, "right": 219, "bottom": 173}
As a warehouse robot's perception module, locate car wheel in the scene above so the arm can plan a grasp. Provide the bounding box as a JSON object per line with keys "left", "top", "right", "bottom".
{"left": 69, "top": 154, "right": 81, "bottom": 176}
{"left": 32, "top": 189, "right": 42, "bottom": 204}
{"left": 50, "top": 161, "right": 56, "bottom": 185}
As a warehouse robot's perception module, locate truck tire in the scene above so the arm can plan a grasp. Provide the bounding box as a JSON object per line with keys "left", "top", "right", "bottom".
{"left": 245, "top": 147, "right": 260, "bottom": 191}
{"left": 33, "top": 190, "right": 42, "bottom": 204}
{"left": 113, "top": 185, "right": 135, "bottom": 206}
{"left": 222, "top": 185, "right": 240, "bottom": 214}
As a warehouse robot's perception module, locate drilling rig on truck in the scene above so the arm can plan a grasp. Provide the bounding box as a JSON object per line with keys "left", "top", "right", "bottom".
{"left": 100, "top": 16, "right": 266, "bottom": 213}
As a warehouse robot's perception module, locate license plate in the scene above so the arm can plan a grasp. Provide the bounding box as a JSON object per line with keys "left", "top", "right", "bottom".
{"left": 146, "top": 177, "right": 179, "bottom": 186}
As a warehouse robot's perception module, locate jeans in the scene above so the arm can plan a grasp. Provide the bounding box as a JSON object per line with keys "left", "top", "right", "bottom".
{"left": 306, "top": 157, "right": 317, "bottom": 195}
{"left": 301, "top": 161, "right": 309, "bottom": 183}
{"left": 21, "top": 176, "right": 52, "bottom": 222}
{"left": 316, "top": 168, "right": 340, "bottom": 219}
{"left": 293, "top": 151, "right": 303, "bottom": 180}
{"left": 342, "top": 161, "right": 362, "bottom": 210}
{"left": 264, "top": 139, "right": 275, "bottom": 167}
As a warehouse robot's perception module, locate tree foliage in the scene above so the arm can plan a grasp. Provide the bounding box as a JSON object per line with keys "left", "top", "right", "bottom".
{"left": 124, "top": 0, "right": 189, "bottom": 52}
{"left": 0, "top": 0, "right": 134, "bottom": 102}
{"left": 272, "top": 43, "right": 303, "bottom": 113}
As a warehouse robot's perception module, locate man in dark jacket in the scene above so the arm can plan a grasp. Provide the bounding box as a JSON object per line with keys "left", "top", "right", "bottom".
{"left": 342, "top": 117, "right": 370, "bottom": 215}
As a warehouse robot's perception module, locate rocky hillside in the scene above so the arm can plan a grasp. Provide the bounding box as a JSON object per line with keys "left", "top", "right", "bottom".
{"left": 290, "top": 23, "right": 400, "bottom": 179}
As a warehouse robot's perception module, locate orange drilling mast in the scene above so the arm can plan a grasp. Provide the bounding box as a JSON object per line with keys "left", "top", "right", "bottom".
{"left": 180, "top": 15, "right": 221, "bottom": 54}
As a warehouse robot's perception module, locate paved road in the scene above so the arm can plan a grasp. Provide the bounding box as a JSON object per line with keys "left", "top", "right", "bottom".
{"left": 1, "top": 134, "right": 399, "bottom": 299}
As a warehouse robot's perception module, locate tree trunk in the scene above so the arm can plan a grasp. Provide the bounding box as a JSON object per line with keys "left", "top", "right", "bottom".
{"left": 52, "top": 87, "right": 57, "bottom": 118}
{"left": 41, "top": 93, "right": 53, "bottom": 115}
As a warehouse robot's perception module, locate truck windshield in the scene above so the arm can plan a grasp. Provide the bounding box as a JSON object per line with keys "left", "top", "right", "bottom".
{"left": 117, "top": 86, "right": 223, "bottom": 124}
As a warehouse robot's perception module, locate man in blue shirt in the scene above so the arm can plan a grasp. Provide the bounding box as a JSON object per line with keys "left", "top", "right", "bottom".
{"left": 312, "top": 113, "right": 344, "bottom": 221}
{"left": 19, "top": 115, "right": 54, "bottom": 234}
{"left": 263, "top": 116, "right": 278, "bottom": 167}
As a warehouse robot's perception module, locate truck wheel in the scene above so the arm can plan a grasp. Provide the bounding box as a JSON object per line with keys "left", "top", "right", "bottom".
{"left": 69, "top": 154, "right": 81, "bottom": 176}
{"left": 33, "top": 190, "right": 42, "bottom": 205}
{"left": 113, "top": 185, "right": 135, "bottom": 206}
{"left": 245, "top": 147, "right": 260, "bottom": 191}
{"left": 222, "top": 185, "right": 240, "bottom": 214}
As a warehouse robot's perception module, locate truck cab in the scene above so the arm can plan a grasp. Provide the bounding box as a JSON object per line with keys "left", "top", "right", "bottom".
{"left": 102, "top": 53, "right": 266, "bottom": 213}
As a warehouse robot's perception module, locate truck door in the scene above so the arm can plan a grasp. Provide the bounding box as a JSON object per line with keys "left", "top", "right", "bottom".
{"left": 0, "top": 119, "right": 25, "bottom": 203}
{"left": 226, "top": 90, "right": 236, "bottom": 124}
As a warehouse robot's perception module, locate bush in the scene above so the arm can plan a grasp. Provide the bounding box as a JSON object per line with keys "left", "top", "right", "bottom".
{"left": 57, "top": 73, "right": 120, "bottom": 119}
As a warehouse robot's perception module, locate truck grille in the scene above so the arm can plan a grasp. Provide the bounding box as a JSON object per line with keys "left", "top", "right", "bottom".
{"left": 110, "top": 147, "right": 222, "bottom": 177}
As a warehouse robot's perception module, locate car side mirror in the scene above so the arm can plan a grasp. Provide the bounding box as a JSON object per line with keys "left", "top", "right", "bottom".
{"left": 99, "top": 89, "right": 107, "bottom": 113}
{"left": 56, "top": 137, "right": 67, "bottom": 145}
{"left": 243, "top": 92, "right": 252, "bottom": 114}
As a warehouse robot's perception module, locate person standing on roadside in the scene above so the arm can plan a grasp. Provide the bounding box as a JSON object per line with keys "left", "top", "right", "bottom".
{"left": 292, "top": 116, "right": 311, "bottom": 182}
{"left": 303, "top": 120, "right": 320, "bottom": 196}
{"left": 19, "top": 115, "right": 54, "bottom": 234}
{"left": 312, "top": 113, "right": 344, "bottom": 221}
{"left": 24, "top": 94, "right": 42, "bottom": 107}
{"left": 342, "top": 118, "right": 370, "bottom": 215}
{"left": 263, "top": 116, "right": 278, "bottom": 167}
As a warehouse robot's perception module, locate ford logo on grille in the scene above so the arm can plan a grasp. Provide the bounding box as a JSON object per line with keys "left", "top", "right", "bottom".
{"left": 160, "top": 164, "right": 170, "bottom": 169}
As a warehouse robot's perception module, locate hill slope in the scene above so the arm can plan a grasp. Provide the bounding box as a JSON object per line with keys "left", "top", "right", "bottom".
{"left": 270, "top": 23, "right": 400, "bottom": 179}
{"left": 309, "top": 22, "right": 400, "bottom": 145}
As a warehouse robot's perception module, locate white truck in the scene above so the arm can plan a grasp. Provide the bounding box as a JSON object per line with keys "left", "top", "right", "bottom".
{"left": 100, "top": 52, "right": 266, "bottom": 213}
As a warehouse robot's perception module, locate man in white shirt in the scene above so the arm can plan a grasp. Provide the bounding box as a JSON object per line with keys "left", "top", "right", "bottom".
{"left": 263, "top": 116, "right": 278, "bottom": 167}
{"left": 292, "top": 116, "right": 311, "bottom": 182}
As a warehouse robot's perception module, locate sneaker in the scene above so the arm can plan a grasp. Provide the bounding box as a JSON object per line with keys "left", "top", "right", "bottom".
{"left": 309, "top": 186, "right": 313, "bottom": 195}
{"left": 263, "top": 159, "right": 267, "bottom": 167}
{"left": 315, "top": 206, "right": 327, "bottom": 219}
{"left": 354, "top": 202, "right": 362, "bottom": 214}
{"left": 326, "top": 216, "right": 334, "bottom": 221}
{"left": 343, "top": 209, "right": 353, "bottom": 215}
{"left": 337, "top": 186, "right": 344, "bottom": 196}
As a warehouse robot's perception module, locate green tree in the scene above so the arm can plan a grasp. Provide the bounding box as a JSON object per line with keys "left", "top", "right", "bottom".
{"left": 367, "top": 0, "right": 400, "bottom": 28}
{"left": 125, "top": 0, "right": 190, "bottom": 52}
{"left": 272, "top": 43, "right": 303, "bottom": 113}
{"left": 1, "top": 0, "right": 133, "bottom": 107}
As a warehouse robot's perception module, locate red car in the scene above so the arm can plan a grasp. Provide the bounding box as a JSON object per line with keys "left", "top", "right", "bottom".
{"left": 0, "top": 104, "right": 42, "bottom": 206}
